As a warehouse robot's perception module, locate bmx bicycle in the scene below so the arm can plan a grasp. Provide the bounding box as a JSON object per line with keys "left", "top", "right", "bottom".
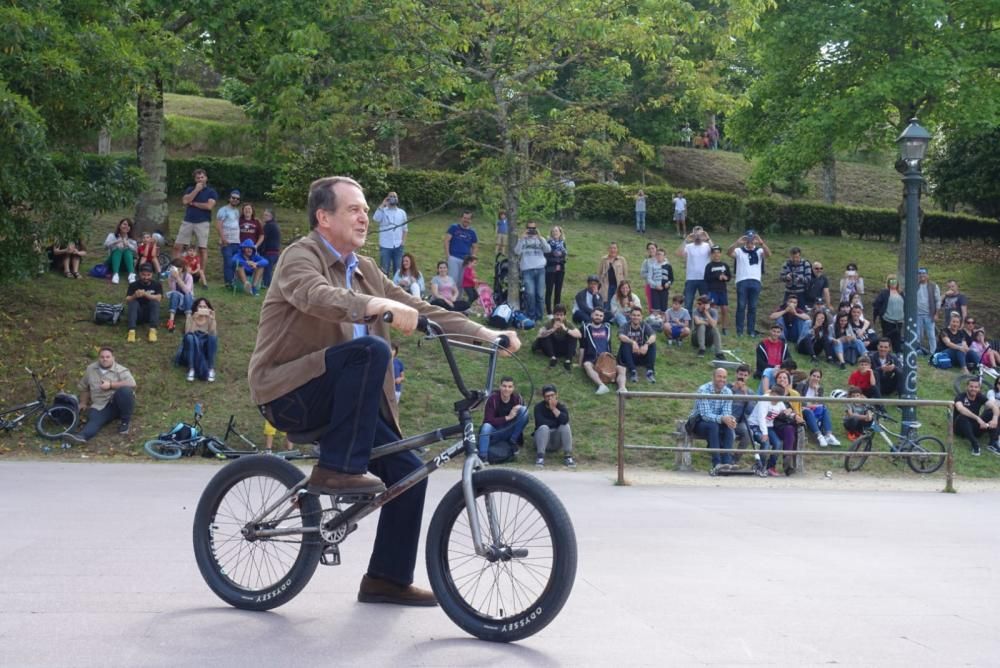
{"left": 952, "top": 361, "right": 999, "bottom": 396}
{"left": 843, "top": 406, "right": 945, "bottom": 474}
{"left": 0, "top": 368, "right": 79, "bottom": 439}
{"left": 192, "top": 317, "right": 577, "bottom": 642}
{"left": 144, "top": 404, "right": 305, "bottom": 461}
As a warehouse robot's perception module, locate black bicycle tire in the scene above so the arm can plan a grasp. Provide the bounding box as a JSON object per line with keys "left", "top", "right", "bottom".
{"left": 953, "top": 374, "right": 978, "bottom": 397}
{"left": 192, "top": 455, "right": 321, "bottom": 611}
{"left": 425, "top": 468, "right": 577, "bottom": 643}
{"left": 143, "top": 439, "right": 185, "bottom": 460}
{"left": 844, "top": 435, "right": 873, "bottom": 472}
{"left": 906, "top": 435, "right": 946, "bottom": 474}
{"left": 35, "top": 405, "right": 78, "bottom": 439}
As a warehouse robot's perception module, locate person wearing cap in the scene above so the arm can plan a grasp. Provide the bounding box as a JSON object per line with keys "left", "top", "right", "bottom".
{"left": 779, "top": 246, "right": 813, "bottom": 303}
{"left": 216, "top": 188, "right": 243, "bottom": 289}
{"left": 702, "top": 244, "right": 731, "bottom": 335}
{"left": 915, "top": 268, "right": 941, "bottom": 355}
{"left": 533, "top": 384, "right": 575, "bottom": 468}
{"left": 125, "top": 263, "right": 163, "bottom": 343}
{"left": 373, "top": 191, "right": 408, "bottom": 277}
{"left": 175, "top": 168, "right": 218, "bottom": 281}
{"left": 839, "top": 263, "right": 866, "bottom": 307}
{"left": 232, "top": 238, "right": 270, "bottom": 296}
{"left": 572, "top": 274, "right": 606, "bottom": 325}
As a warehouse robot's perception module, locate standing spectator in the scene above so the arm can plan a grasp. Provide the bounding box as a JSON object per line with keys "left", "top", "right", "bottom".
{"left": 597, "top": 242, "right": 629, "bottom": 305}
{"left": 609, "top": 281, "right": 642, "bottom": 328}
{"left": 779, "top": 246, "right": 813, "bottom": 303}
{"left": 544, "top": 226, "right": 567, "bottom": 314}
{"left": 532, "top": 304, "right": 581, "bottom": 371}
{"left": 640, "top": 242, "right": 658, "bottom": 308}
{"left": 953, "top": 378, "right": 999, "bottom": 456}
{"left": 444, "top": 211, "right": 478, "bottom": 286}
{"left": 839, "top": 263, "right": 865, "bottom": 307}
{"left": 238, "top": 202, "right": 264, "bottom": 247}
{"left": 373, "top": 191, "right": 407, "bottom": 277}
{"left": 176, "top": 297, "right": 218, "bottom": 382}
{"left": 260, "top": 209, "right": 282, "bottom": 288}
{"left": 634, "top": 190, "right": 647, "bottom": 234}
{"left": 680, "top": 123, "right": 694, "bottom": 148}
{"left": 174, "top": 168, "right": 218, "bottom": 282}
{"left": 672, "top": 191, "right": 688, "bottom": 238}
{"left": 52, "top": 238, "right": 87, "bottom": 279}
{"left": 706, "top": 124, "right": 720, "bottom": 150}
{"left": 939, "top": 280, "right": 968, "bottom": 322}
{"left": 164, "top": 259, "right": 194, "bottom": 333}
{"left": 137, "top": 232, "right": 161, "bottom": 275}
{"left": 533, "top": 384, "right": 575, "bottom": 468}
{"left": 688, "top": 368, "right": 737, "bottom": 473}
{"left": 581, "top": 307, "right": 626, "bottom": 395}
{"left": 393, "top": 253, "right": 425, "bottom": 299}
{"left": 514, "top": 220, "right": 550, "bottom": 320}
{"left": 848, "top": 356, "right": 880, "bottom": 399}
{"left": 392, "top": 343, "right": 404, "bottom": 404}
{"left": 664, "top": 294, "right": 691, "bottom": 345}
{"left": 754, "top": 323, "right": 791, "bottom": 381}
{"left": 477, "top": 376, "right": 529, "bottom": 460}
{"left": 869, "top": 338, "right": 899, "bottom": 397}
{"left": 125, "top": 263, "right": 162, "bottom": 343}
{"left": 692, "top": 295, "right": 724, "bottom": 360}
{"left": 872, "top": 274, "right": 904, "bottom": 352}
{"left": 460, "top": 255, "right": 483, "bottom": 304}
{"left": 68, "top": 347, "right": 136, "bottom": 441}
{"left": 677, "top": 226, "right": 712, "bottom": 312}
{"left": 729, "top": 364, "right": 754, "bottom": 455}
{"left": 232, "top": 238, "right": 269, "bottom": 296}
{"left": 803, "top": 261, "right": 832, "bottom": 312}
{"left": 572, "top": 275, "right": 605, "bottom": 325}
{"left": 617, "top": 307, "right": 657, "bottom": 384}
{"left": 653, "top": 248, "right": 674, "bottom": 313}
{"left": 495, "top": 210, "right": 509, "bottom": 255}
{"left": 703, "top": 244, "right": 731, "bottom": 334}
{"left": 215, "top": 189, "right": 242, "bottom": 290}
{"left": 795, "top": 368, "right": 840, "bottom": 446}
{"left": 429, "top": 261, "right": 470, "bottom": 312}
{"left": 769, "top": 295, "right": 811, "bottom": 345}
{"left": 183, "top": 246, "right": 208, "bottom": 288}
{"left": 104, "top": 218, "right": 138, "bottom": 286}
{"left": 800, "top": 310, "right": 833, "bottom": 362}
{"left": 936, "top": 312, "right": 977, "bottom": 370}
{"left": 915, "top": 268, "right": 941, "bottom": 355}
{"left": 727, "top": 231, "right": 771, "bottom": 337}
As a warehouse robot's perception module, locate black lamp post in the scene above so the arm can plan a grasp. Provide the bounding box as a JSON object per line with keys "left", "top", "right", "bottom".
{"left": 896, "top": 118, "right": 932, "bottom": 424}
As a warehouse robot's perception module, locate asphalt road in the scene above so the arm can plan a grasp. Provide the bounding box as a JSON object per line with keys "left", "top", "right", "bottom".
{"left": 1, "top": 461, "right": 997, "bottom": 667}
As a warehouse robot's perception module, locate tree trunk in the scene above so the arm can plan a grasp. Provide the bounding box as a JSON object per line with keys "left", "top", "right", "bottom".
{"left": 504, "top": 185, "right": 521, "bottom": 311}
{"left": 390, "top": 130, "right": 401, "bottom": 170}
{"left": 97, "top": 127, "right": 111, "bottom": 156}
{"left": 134, "top": 75, "right": 169, "bottom": 237}
{"left": 820, "top": 151, "right": 837, "bottom": 205}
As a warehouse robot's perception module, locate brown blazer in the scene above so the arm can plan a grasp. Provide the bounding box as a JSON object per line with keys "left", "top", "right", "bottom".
{"left": 597, "top": 254, "right": 629, "bottom": 302}
{"left": 248, "top": 230, "right": 487, "bottom": 432}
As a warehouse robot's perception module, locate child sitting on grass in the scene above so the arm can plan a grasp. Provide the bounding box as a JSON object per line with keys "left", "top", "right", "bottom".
{"left": 137, "top": 232, "right": 161, "bottom": 275}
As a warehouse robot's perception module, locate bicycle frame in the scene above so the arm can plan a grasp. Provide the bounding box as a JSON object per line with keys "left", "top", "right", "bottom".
{"left": 0, "top": 370, "right": 48, "bottom": 430}
{"left": 868, "top": 411, "right": 918, "bottom": 450}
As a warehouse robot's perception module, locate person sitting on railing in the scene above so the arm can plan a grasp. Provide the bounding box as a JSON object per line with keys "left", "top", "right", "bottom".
{"left": 795, "top": 368, "right": 840, "bottom": 447}
{"left": 687, "top": 367, "right": 737, "bottom": 474}
{"left": 953, "top": 377, "right": 999, "bottom": 457}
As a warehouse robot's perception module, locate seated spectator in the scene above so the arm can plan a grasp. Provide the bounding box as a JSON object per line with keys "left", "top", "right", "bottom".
{"left": 970, "top": 329, "right": 1000, "bottom": 368}
{"left": 795, "top": 368, "right": 840, "bottom": 446}
{"left": 799, "top": 309, "right": 832, "bottom": 362}
{"left": 729, "top": 364, "right": 754, "bottom": 455}
{"left": 393, "top": 252, "right": 426, "bottom": 299}
{"left": 617, "top": 307, "right": 657, "bottom": 384}
{"left": 754, "top": 323, "right": 791, "bottom": 383}
{"left": 839, "top": 263, "right": 866, "bottom": 307}
{"left": 830, "top": 311, "right": 866, "bottom": 368}
{"left": 842, "top": 387, "right": 875, "bottom": 440}
{"left": 868, "top": 338, "right": 899, "bottom": 396}
{"left": 430, "top": 260, "right": 470, "bottom": 311}
{"left": 533, "top": 384, "right": 575, "bottom": 468}
{"left": 137, "top": 232, "right": 161, "bottom": 275}
{"left": 936, "top": 312, "right": 978, "bottom": 371}
{"left": 774, "top": 368, "right": 806, "bottom": 474}
{"left": 260, "top": 208, "right": 282, "bottom": 288}
{"left": 183, "top": 246, "right": 208, "bottom": 287}
{"left": 748, "top": 385, "right": 791, "bottom": 477}
{"left": 848, "top": 303, "right": 878, "bottom": 352}
{"left": 125, "top": 263, "right": 162, "bottom": 343}
{"left": 67, "top": 347, "right": 136, "bottom": 441}
{"left": 478, "top": 376, "right": 529, "bottom": 460}
{"left": 532, "top": 304, "right": 581, "bottom": 371}
{"left": 688, "top": 367, "right": 737, "bottom": 473}
{"left": 392, "top": 343, "right": 404, "bottom": 403}
{"left": 769, "top": 295, "right": 811, "bottom": 344}
{"left": 572, "top": 275, "right": 605, "bottom": 325}
{"left": 609, "top": 280, "right": 642, "bottom": 328}
{"left": 104, "top": 218, "right": 138, "bottom": 286}
{"left": 176, "top": 297, "right": 218, "bottom": 382}
{"left": 692, "top": 295, "right": 724, "bottom": 360}
{"left": 664, "top": 294, "right": 691, "bottom": 345}
{"left": 581, "top": 307, "right": 626, "bottom": 395}
{"left": 703, "top": 245, "right": 731, "bottom": 334}
{"left": 52, "top": 238, "right": 88, "bottom": 279}
{"left": 233, "top": 238, "right": 269, "bottom": 296}
{"left": 165, "top": 259, "right": 195, "bottom": 333}
{"left": 803, "top": 260, "right": 832, "bottom": 312}
{"left": 848, "top": 356, "right": 880, "bottom": 399}
{"left": 953, "top": 378, "right": 999, "bottom": 457}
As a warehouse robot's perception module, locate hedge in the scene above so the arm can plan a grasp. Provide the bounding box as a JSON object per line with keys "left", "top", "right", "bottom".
{"left": 165, "top": 158, "right": 276, "bottom": 200}
{"left": 573, "top": 184, "right": 744, "bottom": 232}
{"left": 384, "top": 169, "right": 477, "bottom": 212}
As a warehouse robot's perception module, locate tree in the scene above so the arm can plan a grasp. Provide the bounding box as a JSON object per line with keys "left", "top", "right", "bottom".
{"left": 930, "top": 128, "right": 1000, "bottom": 219}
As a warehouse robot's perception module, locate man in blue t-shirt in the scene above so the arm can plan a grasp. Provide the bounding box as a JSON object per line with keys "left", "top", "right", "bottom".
{"left": 174, "top": 168, "right": 218, "bottom": 281}
{"left": 443, "top": 211, "right": 478, "bottom": 285}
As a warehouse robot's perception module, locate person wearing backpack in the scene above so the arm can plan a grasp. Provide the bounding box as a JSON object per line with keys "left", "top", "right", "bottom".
{"left": 477, "top": 376, "right": 529, "bottom": 461}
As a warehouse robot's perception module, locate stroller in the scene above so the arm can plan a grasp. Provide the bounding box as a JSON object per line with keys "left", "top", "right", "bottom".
{"left": 492, "top": 252, "right": 509, "bottom": 305}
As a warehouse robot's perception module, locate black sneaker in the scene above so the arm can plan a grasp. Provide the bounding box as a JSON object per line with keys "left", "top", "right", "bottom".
{"left": 535, "top": 456, "right": 545, "bottom": 468}
{"left": 972, "top": 445, "right": 981, "bottom": 457}
{"left": 629, "top": 370, "right": 638, "bottom": 383}
{"left": 697, "top": 349, "right": 706, "bottom": 357}
{"left": 548, "top": 357, "right": 557, "bottom": 368}
{"left": 839, "top": 362, "right": 846, "bottom": 370}
{"left": 646, "top": 369, "right": 656, "bottom": 383}
{"left": 118, "top": 420, "right": 130, "bottom": 435}
{"left": 987, "top": 443, "right": 1000, "bottom": 456}
{"left": 563, "top": 359, "right": 572, "bottom": 371}
{"left": 564, "top": 456, "right": 576, "bottom": 468}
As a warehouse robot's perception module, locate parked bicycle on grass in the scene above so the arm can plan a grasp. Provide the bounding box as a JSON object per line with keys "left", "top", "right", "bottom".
{"left": 144, "top": 404, "right": 304, "bottom": 461}
{"left": 843, "top": 403, "right": 946, "bottom": 474}
{"left": 0, "top": 369, "right": 79, "bottom": 440}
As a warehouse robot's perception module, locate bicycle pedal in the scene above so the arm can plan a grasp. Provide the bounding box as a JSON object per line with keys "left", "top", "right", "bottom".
{"left": 333, "top": 492, "right": 376, "bottom": 504}
{"left": 320, "top": 545, "right": 341, "bottom": 566}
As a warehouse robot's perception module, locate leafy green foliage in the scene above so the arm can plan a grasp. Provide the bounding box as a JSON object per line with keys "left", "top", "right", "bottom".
{"left": 269, "top": 136, "right": 388, "bottom": 211}
{"left": 929, "top": 128, "right": 1000, "bottom": 219}
{"left": 165, "top": 158, "right": 275, "bottom": 200}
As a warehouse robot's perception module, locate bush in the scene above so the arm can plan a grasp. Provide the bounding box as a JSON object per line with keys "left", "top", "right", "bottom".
{"left": 683, "top": 190, "right": 745, "bottom": 232}
{"left": 164, "top": 117, "right": 250, "bottom": 157}
{"left": 165, "top": 158, "right": 275, "bottom": 200}
{"left": 385, "top": 169, "right": 479, "bottom": 212}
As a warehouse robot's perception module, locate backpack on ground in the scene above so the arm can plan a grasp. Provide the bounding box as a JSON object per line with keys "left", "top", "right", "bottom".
{"left": 488, "top": 303, "right": 513, "bottom": 329}
{"left": 511, "top": 310, "right": 535, "bottom": 330}
{"left": 486, "top": 439, "right": 518, "bottom": 464}
{"left": 930, "top": 352, "right": 952, "bottom": 369}
{"left": 94, "top": 302, "right": 124, "bottom": 326}
{"left": 51, "top": 393, "right": 80, "bottom": 425}
{"left": 89, "top": 264, "right": 108, "bottom": 279}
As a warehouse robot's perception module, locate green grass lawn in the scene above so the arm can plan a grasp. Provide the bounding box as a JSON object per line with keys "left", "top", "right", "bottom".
{"left": 163, "top": 93, "right": 249, "bottom": 125}
{"left": 1, "top": 204, "right": 998, "bottom": 479}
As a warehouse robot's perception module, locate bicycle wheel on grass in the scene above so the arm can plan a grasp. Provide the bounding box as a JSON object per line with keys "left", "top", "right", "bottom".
{"left": 192, "top": 454, "right": 321, "bottom": 611}
{"left": 906, "top": 435, "right": 946, "bottom": 474}
{"left": 35, "top": 405, "right": 78, "bottom": 439}
{"left": 144, "top": 439, "right": 184, "bottom": 460}
{"left": 844, "top": 435, "right": 873, "bottom": 472}
{"left": 426, "top": 468, "right": 577, "bottom": 643}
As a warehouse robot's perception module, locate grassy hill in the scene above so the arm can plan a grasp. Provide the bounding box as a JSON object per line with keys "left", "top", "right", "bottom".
{"left": 1, "top": 204, "right": 998, "bottom": 480}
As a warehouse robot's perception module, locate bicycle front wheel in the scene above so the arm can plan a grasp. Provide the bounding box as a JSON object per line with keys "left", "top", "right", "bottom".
{"left": 906, "top": 436, "right": 946, "bottom": 474}
{"left": 144, "top": 439, "right": 184, "bottom": 460}
{"left": 192, "top": 455, "right": 321, "bottom": 611}
{"left": 426, "top": 468, "right": 577, "bottom": 643}
{"left": 844, "top": 435, "right": 873, "bottom": 472}
{"left": 35, "top": 405, "right": 78, "bottom": 439}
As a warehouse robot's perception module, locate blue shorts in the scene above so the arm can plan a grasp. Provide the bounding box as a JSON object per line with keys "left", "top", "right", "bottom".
{"left": 709, "top": 290, "right": 728, "bottom": 306}
{"left": 670, "top": 324, "right": 687, "bottom": 339}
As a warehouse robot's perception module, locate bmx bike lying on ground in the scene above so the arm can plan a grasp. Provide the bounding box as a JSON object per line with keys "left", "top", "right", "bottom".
{"left": 843, "top": 406, "right": 945, "bottom": 474}
{"left": 144, "top": 404, "right": 305, "bottom": 461}
{"left": 192, "top": 317, "right": 577, "bottom": 642}
{"left": 0, "top": 368, "right": 79, "bottom": 439}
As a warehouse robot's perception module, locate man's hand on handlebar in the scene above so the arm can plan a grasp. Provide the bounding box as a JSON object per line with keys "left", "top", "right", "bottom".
{"left": 365, "top": 297, "right": 419, "bottom": 335}
{"left": 491, "top": 329, "right": 522, "bottom": 355}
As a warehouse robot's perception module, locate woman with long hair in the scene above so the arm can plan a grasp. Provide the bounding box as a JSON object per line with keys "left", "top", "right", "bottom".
{"left": 103, "top": 218, "right": 138, "bottom": 285}
{"left": 872, "top": 273, "right": 904, "bottom": 352}
{"left": 609, "top": 280, "right": 642, "bottom": 327}
{"left": 176, "top": 297, "right": 218, "bottom": 382}
{"left": 430, "top": 260, "right": 470, "bottom": 311}
{"left": 795, "top": 367, "right": 840, "bottom": 447}
{"left": 393, "top": 252, "right": 425, "bottom": 298}
{"left": 544, "top": 226, "right": 567, "bottom": 314}
{"left": 798, "top": 309, "right": 831, "bottom": 362}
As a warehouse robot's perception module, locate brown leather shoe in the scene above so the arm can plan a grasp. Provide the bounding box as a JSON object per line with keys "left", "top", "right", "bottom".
{"left": 307, "top": 466, "right": 386, "bottom": 495}
{"left": 357, "top": 574, "right": 438, "bottom": 607}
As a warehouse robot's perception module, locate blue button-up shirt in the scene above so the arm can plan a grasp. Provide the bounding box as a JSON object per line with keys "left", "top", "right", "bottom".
{"left": 690, "top": 381, "right": 733, "bottom": 423}
{"left": 319, "top": 236, "right": 368, "bottom": 340}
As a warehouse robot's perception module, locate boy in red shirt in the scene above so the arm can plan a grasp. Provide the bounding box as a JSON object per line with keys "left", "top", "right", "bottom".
{"left": 848, "top": 356, "right": 880, "bottom": 398}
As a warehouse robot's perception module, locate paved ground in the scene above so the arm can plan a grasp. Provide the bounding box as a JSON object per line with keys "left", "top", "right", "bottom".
{"left": 1, "top": 461, "right": 998, "bottom": 667}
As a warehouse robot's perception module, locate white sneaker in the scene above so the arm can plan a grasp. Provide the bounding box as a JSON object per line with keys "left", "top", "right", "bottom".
{"left": 187, "top": 369, "right": 195, "bottom": 382}
{"left": 207, "top": 369, "right": 216, "bottom": 382}
{"left": 595, "top": 383, "right": 610, "bottom": 395}
{"left": 127, "top": 273, "right": 136, "bottom": 283}
{"left": 825, "top": 433, "right": 841, "bottom": 446}
{"left": 111, "top": 273, "right": 120, "bottom": 285}
{"left": 816, "top": 433, "right": 829, "bottom": 447}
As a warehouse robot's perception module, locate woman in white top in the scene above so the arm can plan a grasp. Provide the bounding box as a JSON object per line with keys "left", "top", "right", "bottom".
{"left": 392, "top": 252, "right": 425, "bottom": 299}
{"left": 104, "top": 218, "right": 139, "bottom": 285}
{"left": 609, "top": 280, "right": 642, "bottom": 327}
{"left": 747, "top": 386, "right": 788, "bottom": 476}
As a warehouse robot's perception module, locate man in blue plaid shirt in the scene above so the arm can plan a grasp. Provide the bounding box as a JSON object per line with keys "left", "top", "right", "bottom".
{"left": 689, "top": 367, "right": 737, "bottom": 471}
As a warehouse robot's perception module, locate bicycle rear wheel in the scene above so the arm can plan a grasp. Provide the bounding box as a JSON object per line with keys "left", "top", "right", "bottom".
{"left": 426, "top": 468, "right": 577, "bottom": 643}
{"left": 144, "top": 439, "right": 184, "bottom": 460}
{"left": 35, "top": 405, "right": 78, "bottom": 439}
{"left": 192, "top": 455, "right": 321, "bottom": 611}
{"left": 906, "top": 436, "right": 946, "bottom": 474}
{"left": 844, "top": 435, "right": 873, "bottom": 472}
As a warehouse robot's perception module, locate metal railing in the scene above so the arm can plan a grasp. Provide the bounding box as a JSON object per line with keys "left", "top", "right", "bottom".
{"left": 616, "top": 391, "right": 956, "bottom": 493}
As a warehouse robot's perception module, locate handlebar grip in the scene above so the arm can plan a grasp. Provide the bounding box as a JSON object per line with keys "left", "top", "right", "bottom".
{"left": 417, "top": 316, "right": 429, "bottom": 334}
{"left": 382, "top": 312, "right": 393, "bottom": 323}
{"left": 497, "top": 334, "right": 510, "bottom": 349}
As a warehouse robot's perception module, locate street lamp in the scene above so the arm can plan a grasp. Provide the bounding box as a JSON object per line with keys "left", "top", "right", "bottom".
{"left": 896, "top": 118, "right": 931, "bottom": 425}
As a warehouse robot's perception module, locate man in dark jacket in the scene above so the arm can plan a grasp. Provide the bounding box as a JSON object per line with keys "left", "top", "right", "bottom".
{"left": 533, "top": 384, "right": 574, "bottom": 468}
{"left": 868, "top": 338, "right": 900, "bottom": 396}
{"left": 754, "top": 324, "right": 791, "bottom": 380}
{"left": 572, "top": 274, "right": 605, "bottom": 324}
{"left": 478, "top": 376, "right": 528, "bottom": 459}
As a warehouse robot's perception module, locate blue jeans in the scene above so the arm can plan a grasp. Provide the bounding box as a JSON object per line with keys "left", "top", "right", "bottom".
{"left": 176, "top": 332, "right": 218, "bottom": 378}
{"left": 521, "top": 268, "right": 546, "bottom": 320}
{"left": 478, "top": 406, "right": 529, "bottom": 458}
{"left": 379, "top": 246, "right": 404, "bottom": 277}
{"left": 618, "top": 343, "right": 656, "bottom": 373}
{"left": 78, "top": 388, "right": 135, "bottom": 440}
{"left": 916, "top": 315, "right": 935, "bottom": 354}
{"left": 803, "top": 405, "right": 832, "bottom": 435}
{"left": 684, "top": 279, "right": 707, "bottom": 313}
{"left": 778, "top": 318, "right": 804, "bottom": 343}
{"left": 944, "top": 347, "right": 980, "bottom": 369}
{"left": 262, "top": 251, "right": 280, "bottom": 287}
{"left": 167, "top": 291, "right": 194, "bottom": 315}
{"left": 694, "top": 419, "right": 734, "bottom": 467}
{"left": 735, "top": 280, "right": 761, "bottom": 335}
{"left": 220, "top": 243, "right": 240, "bottom": 287}
{"left": 635, "top": 210, "right": 646, "bottom": 232}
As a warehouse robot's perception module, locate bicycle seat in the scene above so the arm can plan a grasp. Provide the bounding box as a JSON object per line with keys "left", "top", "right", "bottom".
{"left": 287, "top": 426, "right": 328, "bottom": 444}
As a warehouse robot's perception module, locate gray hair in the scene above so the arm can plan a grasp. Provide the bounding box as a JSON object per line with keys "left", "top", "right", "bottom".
{"left": 308, "top": 176, "right": 363, "bottom": 229}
